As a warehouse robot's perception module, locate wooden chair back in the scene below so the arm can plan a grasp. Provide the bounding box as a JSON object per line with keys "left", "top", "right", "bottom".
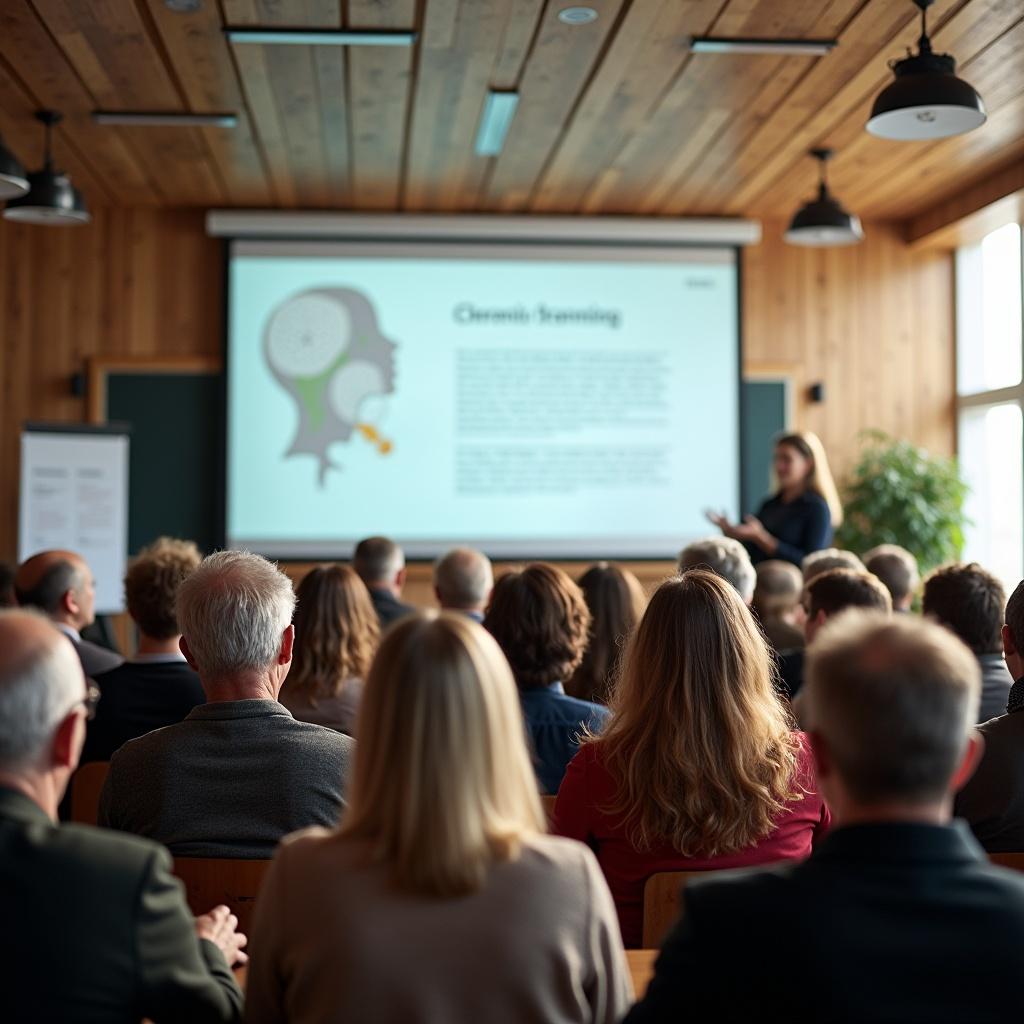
{"left": 70, "top": 761, "right": 110, "bottom": 825}
{"left": 540, "top": 794, "right": 557, "bottom": 824}
{"left": 990, "top": 852, "right": 1024, "bottom": 872}
{"left": 173, "top": 858, "right": 271, "bottom": 939}
{"left": 641, "top": 870, "right": 708, "bottom": 948}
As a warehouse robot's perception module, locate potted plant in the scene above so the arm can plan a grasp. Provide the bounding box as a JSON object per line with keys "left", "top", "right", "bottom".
{"left": 835, "top": 430, "right": 969, "bottom": 574}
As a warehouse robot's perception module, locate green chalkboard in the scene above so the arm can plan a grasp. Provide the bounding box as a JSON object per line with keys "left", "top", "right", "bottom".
{"left": 741, "top": 378, "right": 789, "bottom": 517}
{"left": 106, "top": 373, "right": 223, "bottom": 555}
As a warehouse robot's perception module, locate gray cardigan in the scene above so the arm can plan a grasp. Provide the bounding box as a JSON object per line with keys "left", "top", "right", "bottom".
{"left": 99, "top": 699, "right": 353, "bottom": 858}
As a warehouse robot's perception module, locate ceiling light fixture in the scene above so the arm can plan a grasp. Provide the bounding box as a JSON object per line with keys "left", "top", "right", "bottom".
{"left": 224, "top": 27, "right": 416, "bottom": 46}
{"left": 558, "top": 7, "right": 598, "bottom": 24}
{"left": 784, "top": 148, "right": 863, "bottom": 247}
{"left": 0, "top": 135, "right": 29, "bottom": 199}
{"left": 3, "top": 111, "right": 89, "bottom": 226}
{"left": 474, "top": 91, "right": 519, "bottom": 157}
{"left": 866, "top": 0, "right": 985, "bottom": 140}
{"left": 92, "top": 110, "right": 238, "bottom": 127}
{"left": 690, "top": 36, "right": 837, "bottom": 56}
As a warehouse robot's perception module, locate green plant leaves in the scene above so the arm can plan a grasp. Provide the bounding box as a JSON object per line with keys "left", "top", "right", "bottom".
{"left": 834, "top": 431, "right": 970, "bottom": 574}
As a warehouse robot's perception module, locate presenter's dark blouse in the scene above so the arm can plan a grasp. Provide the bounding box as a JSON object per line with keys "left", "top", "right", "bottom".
{"left": 748, "top": 490, "right": 832, "bottom": 567}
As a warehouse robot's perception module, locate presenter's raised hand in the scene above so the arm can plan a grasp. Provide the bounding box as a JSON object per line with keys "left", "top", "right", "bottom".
{"left": 733, "top": 515, "right": 778, "bottom": 554}
{"left": 704, "top": 508, "right": 730, "bottom": 532}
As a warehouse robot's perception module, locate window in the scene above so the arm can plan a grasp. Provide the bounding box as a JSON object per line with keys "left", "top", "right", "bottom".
{"left": 956, "top": 221, "right": 1024, "bottom": 591}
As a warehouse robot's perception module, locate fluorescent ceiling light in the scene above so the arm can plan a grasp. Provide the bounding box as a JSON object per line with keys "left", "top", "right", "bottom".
{"left": 92, "top": 111, "right": 238, "bottom": 128}
{"left": 475, "top": 91, "right": 519, "bottom": 157}
{"left": 690, "top": 36, "right": 837, "bottom": 56}
{"left": 224, "top": 28, "right": 416, "bottom": 46}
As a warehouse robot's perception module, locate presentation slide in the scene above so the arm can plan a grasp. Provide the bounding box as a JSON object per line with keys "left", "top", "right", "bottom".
{"left": 226, "top": 241, "right": 739, "bottom": 558}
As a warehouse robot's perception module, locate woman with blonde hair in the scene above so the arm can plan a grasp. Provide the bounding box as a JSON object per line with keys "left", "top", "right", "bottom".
{"left": 567, "top": 563, "right": 647, "bottom": 705}
{"left": 247, "top": 613, "right": 632, "bottom": 1024}
{"left": 553, "top": 570, "right": 829, "bottom": 947}
{"left": 279, "top": 564, "right": 379, "bottom": 736}
{"left": 708, "top": 430, "right": 842, "bottom": 567}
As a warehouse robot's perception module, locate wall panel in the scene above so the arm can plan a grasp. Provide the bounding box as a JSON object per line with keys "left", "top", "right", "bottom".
{"left": 0, "top": 211, "right": 954, "bottom": 563}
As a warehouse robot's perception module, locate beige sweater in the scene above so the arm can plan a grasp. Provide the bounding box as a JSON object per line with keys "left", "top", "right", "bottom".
{"left": 245, "top": 830, "right": 632, "bottom": 1024}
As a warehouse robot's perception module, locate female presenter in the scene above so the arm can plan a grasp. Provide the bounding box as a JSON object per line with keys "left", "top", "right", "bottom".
{"left": 708, "top": 431, "right": 842, "bottom": 567}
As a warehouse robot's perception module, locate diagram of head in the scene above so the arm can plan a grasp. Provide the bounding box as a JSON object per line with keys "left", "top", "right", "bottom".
{"left": 263, "top": 287, "right": 397, "bottom": 482}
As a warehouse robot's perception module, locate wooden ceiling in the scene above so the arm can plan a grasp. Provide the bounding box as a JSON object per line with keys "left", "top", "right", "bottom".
{"left": 0, "top": 0, "right": 1021, "bottom": 220}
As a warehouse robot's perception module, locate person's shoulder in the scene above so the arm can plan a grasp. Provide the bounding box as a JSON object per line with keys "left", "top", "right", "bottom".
{"left": 979, "top": 711, "right": 1024, "bottom": 736}
{"left": 554, "top": 690, "right": 609, "bottom": 719}
{"left": 799, "top": 490, "right": 830, "bottom": 511}
{"left": 280, "top": 715, "right": 356, "bottom": 753}
{"left": 109, "top": 719, "right": 187, "bottom": 764}
{"left": 681, "top": 860, "right": 800, "bottom": 920}
{"left": 42, "top": 820, "right": 168, "bottom": 884}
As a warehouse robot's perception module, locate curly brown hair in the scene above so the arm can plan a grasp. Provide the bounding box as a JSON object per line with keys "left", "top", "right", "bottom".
{"left": 289, "top": 565, "right": 380, "bottom": 703}
{"left": 124, "top": 537, "right": 202, "bottom": 640}
{"left": 483, "top": 564, "right": 591, "bottom": 690}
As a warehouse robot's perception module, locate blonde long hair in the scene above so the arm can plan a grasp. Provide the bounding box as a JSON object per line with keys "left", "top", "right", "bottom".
{"left": 337, "top": 613, "right": 545, "bottom": 896}
{"left": 777, "top": 430, "right": 844, "bottom": 527}
{"left": 597, "top": 570, "right": 800, "bottom": 856}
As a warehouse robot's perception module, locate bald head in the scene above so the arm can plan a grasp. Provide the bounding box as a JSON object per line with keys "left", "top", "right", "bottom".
{"left": 434, "top": 548, "right": 494, "bottom": 612}
{"left": 14, "top": 550, "right": 95, "bottom": 630}
{"left": 0, "top": 609, "right": 83, "bottom": 773}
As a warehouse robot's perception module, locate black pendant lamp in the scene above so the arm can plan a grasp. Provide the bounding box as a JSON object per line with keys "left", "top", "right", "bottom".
{"left": 0, "top": 135, "right": 28, "bottom": 199}
{"left": 784, "top": 148, "right": 863, "bottom": 248}
{"left": 4, "top": 110, "right": 90, "bottom": 225}
{"left": 866, "top": 0, "right": 986, "bottom": 140}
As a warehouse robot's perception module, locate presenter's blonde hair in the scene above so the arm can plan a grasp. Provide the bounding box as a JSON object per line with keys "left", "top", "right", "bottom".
{"left": 338, "top": 612, "right": 545, "bottom": 896}
{"left": 776, "top": 430, "right": 844, "bottom": 527}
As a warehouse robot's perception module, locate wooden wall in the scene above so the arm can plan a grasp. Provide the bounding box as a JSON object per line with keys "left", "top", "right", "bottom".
{"left": 0, "top": 210, "right": 954, "bottom": 562}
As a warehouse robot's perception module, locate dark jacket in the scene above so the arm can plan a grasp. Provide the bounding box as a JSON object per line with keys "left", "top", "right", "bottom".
{"left": 519, "top": 683, "right": 609, "bottom": 795}
{"left": 0, "top": 786, "right": 241, "bottom": 1023}
{"left": 368, "top": 587, "right": 415, "bottom": 628}
{"left": 99, "top": 699, "right": 354, "bottom": 858}
{"left": 624, "top": 822, "right": 1024, "bottom": 1023}
{"left": 83, "top": 657, "right": 206, "bottom": 763}
{"left": 746, "top": 491, "right": 832, "bottom": 566}
{"left": 955, "top": 683, "right": 1024, "bottom": 851}
{"left": 978, "top": 652, "right": 1013, "bottom": 724}
{"left": 73, "top": 634, "right": 125, "bottom": 677}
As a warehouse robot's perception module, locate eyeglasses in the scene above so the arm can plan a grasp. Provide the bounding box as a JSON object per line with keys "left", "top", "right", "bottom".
{"left": 74, "top": 683, "right": 101, "bottom": 722}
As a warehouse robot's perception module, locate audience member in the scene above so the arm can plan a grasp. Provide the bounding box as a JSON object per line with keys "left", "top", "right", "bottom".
{"left": 279, "top": 564, "right": 379, "bottom": 736}
{"left": 0, "top": 609, "right": 244, "bottom": 1022}
{"left": 484, "top": 564, "right": 608, "bottom": 794}
{"left": 923, "top": 562, "right": 1012, "bottom": 723}
{"left": 566, "top": 563, "right": 647, "bottom": 705}
{"left": 99, "top": 551, "right": 353, "bottom": 857}
{"left": 0, "top": 562, "right": 15, "bottom": 607}
{"left": 955, "top": 579, "right": 1024, "bottom": 850}
{"left": 677, "top": 537, "right": 755, "bottom": 604}
{"left": 626, "top": 612, "right": 1024, "bottom": 1023}
{"left": 864, "top": 543, "right": 920, "bottom": 612}
{"left": 779, "top": 568, "right": 891, "bottom": 699}
{"left": 82, "top": 538, "right": 205, "bottom": 763}
{"left": 433, "top": 547, "right": 493, "bottom": 621}
{"left": 246, "top": 613, "right": 631, "bottom": 1024}
{"left": 801, "top": 546, "right": 866, "bottom": 583}
{"left": 554, "top": 570, "right": 829, "bottom": 947}
{"left": 352, "top": 536, "right": 414, "bottom": 626}
{"left": 752, "top": 559, "right": 805, "bottom": 652}
{"left": 14, "top": 549, "right": 123, "bottom": 676}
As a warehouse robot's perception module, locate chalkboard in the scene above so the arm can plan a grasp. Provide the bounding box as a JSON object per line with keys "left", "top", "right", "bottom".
{"left": 741, "top": 378, "right": 790, "bottom": 517}
{"left": 106, "top": 373, "right": 223, "bottom": 555}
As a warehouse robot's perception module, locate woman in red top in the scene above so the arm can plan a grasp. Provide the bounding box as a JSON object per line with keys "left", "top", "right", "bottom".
{"left": 553, "top": 569, "right": 829, "bottom": 947}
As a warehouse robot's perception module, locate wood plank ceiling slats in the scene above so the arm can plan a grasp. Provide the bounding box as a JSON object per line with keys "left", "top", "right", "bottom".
{"left": 0, "top": 0, "right": 1017, "bottom": 221}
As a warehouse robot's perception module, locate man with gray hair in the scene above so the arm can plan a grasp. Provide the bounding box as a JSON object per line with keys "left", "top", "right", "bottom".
{"left": 801, "top": 546, "right": 866, "bottom": 583}
{"left": 100, "top": 551, "right": 354, "bottom": 857}
{"left": 353, "top": 535, "right": 415, "bottom": 626}
{"left": 626, "top": 612, "right": 1024, "bottom": 1022}
{"left": 0, "top": 609, "right": 245, "bottom": 1021}
{"left": 677, "top": 537, "right": 755, "bottom": 605}
{"left": 433, "top": 547, "right": 493, "bottom": 622}
{"left": 15, "top": 548, "right": 123, "bottom": 676}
